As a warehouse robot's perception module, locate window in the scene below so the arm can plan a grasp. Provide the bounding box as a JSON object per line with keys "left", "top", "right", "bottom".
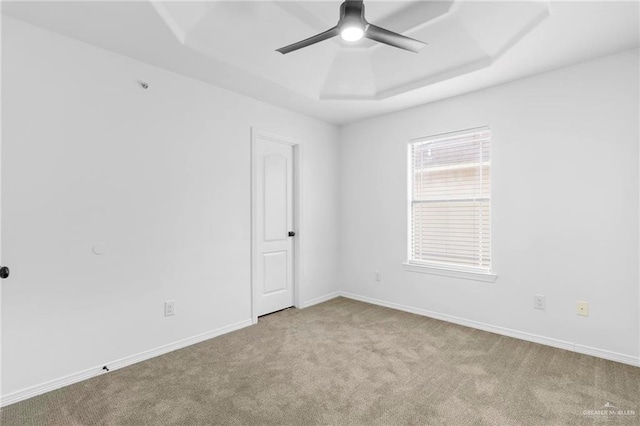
{"left": 407, "top": 127, "right": 491, "bottom": 275}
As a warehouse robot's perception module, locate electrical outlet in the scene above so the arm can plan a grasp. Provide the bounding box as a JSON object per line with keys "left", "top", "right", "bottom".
{"left": 165, "top": 301, "right": 175, "bottom": 317}
{"left": 577, "top": 301, "right": 589, "bottom": 317}
{"left": 533, "top": 294, "right": 545, "bottom": 310}
{"left": 375, "top": 270, "right": 381, "bottom": 281}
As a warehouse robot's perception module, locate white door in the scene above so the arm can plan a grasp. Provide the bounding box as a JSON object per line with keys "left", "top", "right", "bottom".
{"left": 254, "top": 135, "right": 295, "bottom": 317}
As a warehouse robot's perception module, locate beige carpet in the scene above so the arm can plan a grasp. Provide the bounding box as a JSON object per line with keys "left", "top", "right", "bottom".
{"left": 2, "top": 297, "right": 639, "bottom": 425}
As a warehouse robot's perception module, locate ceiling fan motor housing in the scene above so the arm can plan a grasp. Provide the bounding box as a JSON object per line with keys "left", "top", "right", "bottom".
{"left": 339, "top": 1, "right": 367, "bottom": 30}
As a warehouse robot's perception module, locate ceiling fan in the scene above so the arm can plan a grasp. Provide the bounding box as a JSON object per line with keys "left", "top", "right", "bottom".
{"left": 276, "top": 0, "right": 426, "bottom": 54}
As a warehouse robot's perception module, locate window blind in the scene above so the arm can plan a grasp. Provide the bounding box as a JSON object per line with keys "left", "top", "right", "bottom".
{"left": 409, "top": 127, "right": 491, "bottom": 272}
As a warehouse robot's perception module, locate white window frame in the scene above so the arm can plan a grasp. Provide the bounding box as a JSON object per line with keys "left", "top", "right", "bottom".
{"left": 403, "top": 127, "right": 497, "bottom": 282}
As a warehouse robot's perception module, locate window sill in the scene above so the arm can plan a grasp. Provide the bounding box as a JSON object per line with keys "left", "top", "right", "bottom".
{"left": 402, "top": 262, "right": 498, "bottom": 283}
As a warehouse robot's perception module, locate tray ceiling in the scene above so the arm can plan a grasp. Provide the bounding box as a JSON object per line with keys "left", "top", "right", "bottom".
{"left": 2, "top": 1, "right": 639, "bottom": 124}
{"left": 154, "top": 1, "right": 549, "bottom": 100}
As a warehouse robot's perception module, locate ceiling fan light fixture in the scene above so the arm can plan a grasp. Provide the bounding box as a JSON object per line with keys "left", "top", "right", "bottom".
{"left": 276, "top": 0, "right": 426, "bottom": 54}
{"left": 340, "top": 25, "right": 364, "bottom": 42}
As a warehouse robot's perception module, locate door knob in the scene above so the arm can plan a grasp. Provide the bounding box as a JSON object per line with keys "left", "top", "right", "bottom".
{"left": 288, "top": 231, "right": 296, "bottom": 237}
{"left": 0, "top": 266, "right": 9, "bottom": 279}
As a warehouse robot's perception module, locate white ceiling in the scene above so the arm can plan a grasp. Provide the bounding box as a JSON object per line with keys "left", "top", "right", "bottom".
{"left": 2, "top": 1, "right": 639, "bottom": 125}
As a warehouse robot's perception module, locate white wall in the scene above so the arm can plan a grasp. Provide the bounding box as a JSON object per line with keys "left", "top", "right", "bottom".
{"left": 338, "top": 49, "right": 640, "bottom": 363}
{"left": 1, "top": 17, "right": 339, "bottom": 398}
{"left": 2, "top": 12, "right": 639, "bottom": 405}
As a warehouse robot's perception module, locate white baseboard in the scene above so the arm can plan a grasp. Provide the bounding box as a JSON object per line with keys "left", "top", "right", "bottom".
{"left": 339, "top": 291, "right": 640, "bottom": 368}
{"left": 301, "top": 291, "right": 340, "bottom": 308}
{"left": 4, "top": 293, "right": 636, "bottom": 407}
{"left": 0, "top": 319, "right": 253, "bottom": 407}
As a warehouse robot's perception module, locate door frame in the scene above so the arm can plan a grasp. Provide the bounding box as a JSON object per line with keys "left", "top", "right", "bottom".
{"left": 250, "top": 127, "right": 302, "bottom": 324}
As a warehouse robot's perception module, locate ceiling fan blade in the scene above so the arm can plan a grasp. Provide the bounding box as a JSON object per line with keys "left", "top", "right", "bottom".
{"left": 365, "top": 24, "right": 426, "bottom": 53}
{"left": 276, "top": 27, "right": 340, "bottom": 54}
